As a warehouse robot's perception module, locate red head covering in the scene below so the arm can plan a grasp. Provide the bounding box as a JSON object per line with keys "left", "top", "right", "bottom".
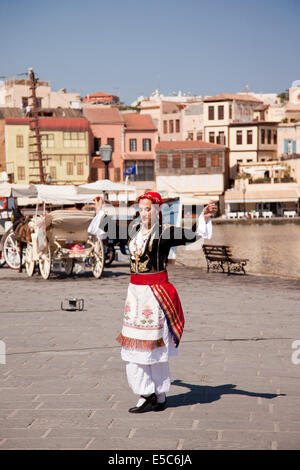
{"left": 137, "top": 191, "right": 163, "bottom": 206}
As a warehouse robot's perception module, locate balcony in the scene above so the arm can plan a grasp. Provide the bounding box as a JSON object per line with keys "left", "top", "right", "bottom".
{"left": 248, "top": 177, "right": 296, "bottom": 184}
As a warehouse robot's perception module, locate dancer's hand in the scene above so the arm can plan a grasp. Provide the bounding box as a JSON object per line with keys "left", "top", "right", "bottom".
{"left": 203, "top": 202, "right": 217, "bottom": 222}
{"left": 94, "top": 196, "right": 103, "bottom": 214}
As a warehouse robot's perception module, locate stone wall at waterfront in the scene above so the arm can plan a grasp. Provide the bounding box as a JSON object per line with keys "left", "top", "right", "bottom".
{"left": 176, "top": 219, "right": 300, "bottom": 278}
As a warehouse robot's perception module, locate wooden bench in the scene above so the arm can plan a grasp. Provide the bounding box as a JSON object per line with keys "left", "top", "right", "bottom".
{"left": 202, "top": 244, "right": 249, "bottom": 275}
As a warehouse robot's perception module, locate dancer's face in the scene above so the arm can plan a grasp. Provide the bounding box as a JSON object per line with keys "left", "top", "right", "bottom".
{"left": 139, "top": 199, "right": 158, "bottom": 229}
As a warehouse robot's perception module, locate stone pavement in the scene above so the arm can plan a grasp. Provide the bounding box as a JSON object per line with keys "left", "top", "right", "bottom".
{"left": 0, "top": 262, "right": 300, "bottom": 450}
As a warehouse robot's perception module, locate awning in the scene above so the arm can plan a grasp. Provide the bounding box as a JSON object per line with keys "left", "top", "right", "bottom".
{"left": 225, "top": 187, "right": 300, "bottom": 203}
{"left": 0, "top": 183, "right": 37, "bottom": 198}
{"left": 179, "top": 195, "right": 219, "bottom": 205}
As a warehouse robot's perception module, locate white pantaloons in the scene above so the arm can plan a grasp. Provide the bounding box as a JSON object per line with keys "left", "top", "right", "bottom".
{"left": 126, "top": 361, "right": 170, "bottom": 396}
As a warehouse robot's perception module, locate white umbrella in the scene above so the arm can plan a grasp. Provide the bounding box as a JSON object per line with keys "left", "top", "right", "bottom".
{"left": 76, "top": 179, "right": 136, "bottom": 194}
{"left": 35, "top": 185, "right": 95, "bottom": 204}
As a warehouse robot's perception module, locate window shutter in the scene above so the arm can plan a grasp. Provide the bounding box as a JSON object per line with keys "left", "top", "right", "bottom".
{"left": 284, "top": 140, "right": 288, "bottom": 154}
{"left": 292, "top": 140, "right": 296, "bottom": 154}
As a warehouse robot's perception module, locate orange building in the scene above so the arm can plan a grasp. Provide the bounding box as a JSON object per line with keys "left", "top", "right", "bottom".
{"left": 84, "top": 91, "right": 119, "bottom": 105}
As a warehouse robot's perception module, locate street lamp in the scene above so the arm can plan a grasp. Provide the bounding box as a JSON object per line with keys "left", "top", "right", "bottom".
{"left": 100, "top": 145, "right": 112, "bottom": 180}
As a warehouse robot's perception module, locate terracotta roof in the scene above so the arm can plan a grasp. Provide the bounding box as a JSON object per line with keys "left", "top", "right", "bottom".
{"left": 5, "top": 117, "right": 89, "bottom": 130}
{"left": 122, "top": 113, "right": 157, "bottom": 131}
{"left": 5, "top": 118, "right": 30, "bottom": 125}
{"left": 254, "top": 104, "right": 269, "bottom": 111}
{"left": 204, "top": 93, "right": 262, "bottom": 103}
{"left": 156, "top": 140, "right": 225, "bottom": 151}
{"left": 0, "top": 108, "right": 23, "bottom": 119}
{"left": 87, "top": 91, "right": 116, "bottom": 98}
{"left": 38, "top": 117, "right": 89, "bottom": 130}
{"left": 83, "top": 107, "right": 123, "bottom": 124}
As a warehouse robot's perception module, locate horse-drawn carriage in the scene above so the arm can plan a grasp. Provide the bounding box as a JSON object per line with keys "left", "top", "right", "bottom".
{"left": 24, "top": 209, "right": 104, "bottom": 279}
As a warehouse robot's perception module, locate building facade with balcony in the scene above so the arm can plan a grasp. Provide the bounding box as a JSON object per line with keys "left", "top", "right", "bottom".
{"left": 155, "top": 140, "right": 228, "bottom": 207}
{"left": 4, "top": 117, "right": 89, "bottom": 184}
{"left": 203, "top": 93, "right": 262, "bottom": 147}
{"left": 122, "top": 113, "right": 158, "bottom": 192}
{"left": 229, "top": 122, "right": 278, "bottom": 179}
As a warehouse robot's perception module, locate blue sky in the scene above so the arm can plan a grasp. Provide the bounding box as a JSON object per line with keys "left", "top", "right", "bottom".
{"left": 0, "top": 0, "right": 299, "bottom": 104}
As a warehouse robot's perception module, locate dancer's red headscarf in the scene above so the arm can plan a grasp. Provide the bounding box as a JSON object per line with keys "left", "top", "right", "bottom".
{"left": 137, "top": 192, "right": 163, "bottom": 224}
{"left": 137, "top": 191, "right": 163, "bottom": 206}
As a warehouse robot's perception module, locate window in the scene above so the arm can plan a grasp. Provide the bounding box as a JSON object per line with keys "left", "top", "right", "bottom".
{"left": 211, "top": 154, "right": 219, "bottom": 167}
{"left": 187, "top": 132, "right": 194, "bottom": 140}
{"left": 63, "top": 132, "right": 85, "bottom": 148}
{"left": 107, "top": 138, "right": 115, "bottom": 152}
{"left": 41, "top": 134, "right": 54, "bottom": 148}
{"left": 198, "top": 155, "right": 206, "bottom": 168}
{"left": 185, "top": 154, "right": 193, "bottom": 168}
{"left": 36, "top": 98, "right": 42, "bottom": 108}
{"left": 261, "top": 129, "right": 265, "bottom": 144}
{"left": 209, "top": 132, "right": 215, "bottom": 143}
{"left": 66, "top": 162, "right": 73, "bottom": 175}
{"left": 218, "top": 105, "right": 224, "bottom": 120}
{"left": 217, "top": 132, "right": 225, "bottom": 145}
{"left": 196, "top": 131, "right": 203, "bottom": 141}
{"left": 17, "top": 166, "right": 25, "bottom": 180}
{"left": 273, "top": 131, "right": 277, "bottom": 145}
{"left": 77, "top": 162, "right": 84, "bottom": 176}
{"left": 169, "top": 120, "right": 174, "bottom": 133}
{"left": 114, "top": 167, "right": 121, "bottom": 181}
{"left": 163, "top": 120, "right": 168, "bottom": 133}
{"left": 16, "top": 135, "right": 24, "bottom": 148}
{"left": 247, "top": 130, "right": 253, "bottom": 145}
{"left": 267, "top": 129, "right": 272, "bottom": 144}
{"left": 94, "top": 137, "right": 101, "bottom": 153}
{"left": 125, "top": 160, "right": 154, "bottom": 181}
{"left": 22, "top": 97, "right": 28, "bottom": 108}
{"left": 175, "top": 119, "right": 180, "bottom": 133}
{"left": 172, "top": 154, "right": 181, "bottom": 169}
{"left": 229, "top": 104, "right": 232, "bottom": 119}
{"left": 129, "top": 139, "right": 137, "bottom": 151}
{"left": 208, "top": 106, "right": 214, "bottom": 120}
{"left": 50, "top": 166, "right": 57, "bottom": 179}
{"left": 236, "top": 130, "right": 243, "bottom": 145}
{"left": 143, "top": 139, "right": 151, "bottom": 151}
{"left": 159, "top": 155, "right": 168, "bottom": 169}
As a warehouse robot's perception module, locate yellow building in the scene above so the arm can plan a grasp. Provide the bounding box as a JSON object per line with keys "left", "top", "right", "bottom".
{"left": 5, "top": 117, "right": 90, "bottom": 184}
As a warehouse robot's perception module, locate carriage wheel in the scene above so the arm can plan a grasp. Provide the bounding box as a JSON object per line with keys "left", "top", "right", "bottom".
{"left": 25, "top": 244, "right": 35, "bottom": 277}
{"left": 64, "top": 259, "right": 74, "bottom": 276}
{"left": 3, "top": 230, "right": 21, "bottom": 270}
{"left": 91, "top": 237, "right": 104, "bottom": 279}
{"left": 39, "top": 245, "right": 51, "bottom": 280}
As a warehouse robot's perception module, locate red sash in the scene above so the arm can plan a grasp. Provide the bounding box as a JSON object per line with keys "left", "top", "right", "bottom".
{"left": 130, "top": 271, "right": 184, "bottom": 348}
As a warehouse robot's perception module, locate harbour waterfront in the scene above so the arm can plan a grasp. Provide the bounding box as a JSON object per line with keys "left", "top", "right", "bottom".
{"left": 178, "top": 219, "right": 300, "bottom": 279}
{"left": 0, "top": 264, "right": 299, "bottom": 450}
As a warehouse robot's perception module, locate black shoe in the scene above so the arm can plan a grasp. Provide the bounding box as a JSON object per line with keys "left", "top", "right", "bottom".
{"left": 152, "top": 399, "right": 167, "bottom": 412}
{"left": 128, "top": 393, "right": 157, "bottom": 413}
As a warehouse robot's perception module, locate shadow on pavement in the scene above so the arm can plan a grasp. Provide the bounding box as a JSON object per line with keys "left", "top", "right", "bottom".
{"left": 168, "top": 379, "right": 286, "bottom": 407}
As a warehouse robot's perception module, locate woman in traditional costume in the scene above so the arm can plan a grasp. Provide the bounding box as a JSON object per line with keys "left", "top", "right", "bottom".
{"left": 112, "top": 191, "right": 216, "bottom": 413}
